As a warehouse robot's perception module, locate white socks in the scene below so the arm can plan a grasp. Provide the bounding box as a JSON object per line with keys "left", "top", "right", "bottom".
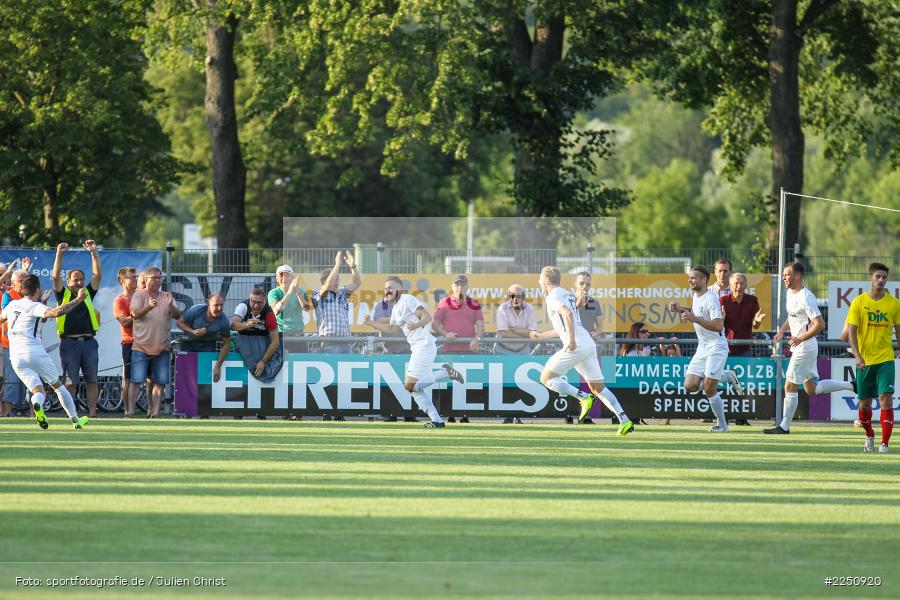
{"left": 54, "top": 386, "right": 79, "bottom": 421}
{"left": 781, "top": 392, "right": 799, "bottom": 431}
{"left": 814, "top": 379, "right": 853, "bottom": 394}
{"left": 412, "top": 391, "right": 442, "bottom": 423}
{"left": 546, "top": 377, "right": 587, "bottom": 399}
{"left": 413, "top": 368, "right": 449, "bottom": 392}
{"left": 598, "top": 387, "right": 629, "bottom": 422}
{"left": 707, "top": 393, "right": 726, "bottom": 426}
{"left": 31, "top": 392, "right": 45, "bottom": 412}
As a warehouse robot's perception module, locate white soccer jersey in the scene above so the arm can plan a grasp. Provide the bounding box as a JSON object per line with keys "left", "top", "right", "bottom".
{"left": 2, "top": 297, "right": 48, "bottom": 350}
{"left": 545, "top": 287, "right": 593, "bottom": 348}
{"left": 786, "top": 287, "right": 820, "bottom": 355}
{"left": 390, "top": 294, "right": 434, "bottom": 350}
{"left": 690, "top": 289, "right": 727, "bottom": 346}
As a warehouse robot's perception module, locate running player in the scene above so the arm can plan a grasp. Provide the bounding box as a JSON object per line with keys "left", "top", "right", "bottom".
{"left": 530, "top": 266, "right": 633, "bottom": 435}
{"left": 364, "top": 276, "right": 463, "bottom": 428}
{"left": 766, "top": 262, "right": 855, "bottom": 434}
{"left": 669, "top": 265, "right": 736, "bottom": 432}
{"left": 847, "top": 262, "right": 900, "bottom": 453}
{"left": 0, "top": 275, "right": 89, "bottom": 429}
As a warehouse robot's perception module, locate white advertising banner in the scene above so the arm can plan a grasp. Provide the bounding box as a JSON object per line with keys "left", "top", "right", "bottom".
{"left": 827, "top": 281, "right": 900, "bottom": 339}
{"left": 829, "top": 358, "right": 899, "bottom": 421}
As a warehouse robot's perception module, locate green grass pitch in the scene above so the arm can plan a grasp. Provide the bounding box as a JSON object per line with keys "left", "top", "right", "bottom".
{"left": 1, "top": 419, "right": 897, "bottom": 599}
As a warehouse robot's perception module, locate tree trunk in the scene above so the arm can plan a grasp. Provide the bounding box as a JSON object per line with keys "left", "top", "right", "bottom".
{"left": 40, "top": 156, "right": 58, "bottom": 234}
{"left": 205, "top": 6, "right": 249, "bottom": 270}
{"left": 768, "top": 0, "right": 804, "bottom": 254}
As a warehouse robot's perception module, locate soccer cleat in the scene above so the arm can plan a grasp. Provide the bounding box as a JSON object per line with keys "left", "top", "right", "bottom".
{"left": 879, "top": 443, "right": 889, "bottom": 454}
{"left": 707, "top": 424, "right": 729, "bottom": 433}
{"left": 442, "top": 363, "right": 465, "bottom": 384}
{"left": 617, "top": 420, "right": 634, "bottom": 436}
{"left": 864, "top": 436, "right": 875, "bottom": 453}
{"left": 763, "top": 425, "right": 790, "bottom": 434}
{"left": 578, "top": 395, "right": 594, "bottom": 423}
{"left": 723, "top": 369, "right": 744, "bottom": 395}
{"left": 424, "top": 421, "right": 446, "bottom": 429}
{"left": 33, "top": 402, "right": 48, "bottom": 430}
{"left": 848, "top": 370, "right": 857, "bottom": 395}
{"left": 74, "top": 416, "right": 89, "bottom": 430}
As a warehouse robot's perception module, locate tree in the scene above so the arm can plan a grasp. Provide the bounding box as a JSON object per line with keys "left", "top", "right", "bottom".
{"left": 253, "top": 1, "right": 641, "bottom": 239}
{"left": 639, "top": 0, "right": 900, "bottom": 253}
{"left": 0, "top": 0, "right": 181, "bottom": 245}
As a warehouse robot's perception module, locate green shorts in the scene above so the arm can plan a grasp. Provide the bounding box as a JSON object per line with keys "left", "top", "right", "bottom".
{"left": 856, "top": 361, "right": 896, "bottom": 400}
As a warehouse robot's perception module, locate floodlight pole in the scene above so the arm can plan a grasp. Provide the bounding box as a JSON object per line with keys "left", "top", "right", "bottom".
{"left": 774, "top": 188, "right": 787, "bottom": 425}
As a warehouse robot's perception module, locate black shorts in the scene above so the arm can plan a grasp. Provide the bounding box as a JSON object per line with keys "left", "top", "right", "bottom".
{"left": 122, "top": 343, "right": 133, "bottom": 380}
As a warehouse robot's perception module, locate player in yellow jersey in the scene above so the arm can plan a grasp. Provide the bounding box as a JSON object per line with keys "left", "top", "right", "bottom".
{"left": 847, "top": 263, "right": 900, "bottom": 453}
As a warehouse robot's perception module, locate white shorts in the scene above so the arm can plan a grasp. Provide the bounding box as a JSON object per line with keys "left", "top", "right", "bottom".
{"left": 785, "top": 351, "right": 818, "bottom": 385}
{"left": 545, "top": 345, "right": 604, "bottom": 382}
{"left": 406, "top": 344, "right": 438, "bottom": 381}
{"left": 10, "top": 348, "right": 61, "bottom": 391}
{"left": 686, "top": 341, "right": 729, "bottom": 381}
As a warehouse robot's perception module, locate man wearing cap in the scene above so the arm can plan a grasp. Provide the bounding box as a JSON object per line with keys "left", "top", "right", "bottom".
{"left": 432, "top": 275, "right": 485, "bottom": 355}
{"left": 269, "top": 264, "right": 311, "bottom": 343}
{"left": 494, "top": 284, "right": 537, "bottom": 356}
{"left": 312, "top": 251, "right": 361, "bottom": 355}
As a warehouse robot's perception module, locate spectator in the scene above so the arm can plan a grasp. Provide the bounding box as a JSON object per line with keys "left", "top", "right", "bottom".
{"left": 52, "top": 241, "right": 102, "bottom": 418}
{"left": 494, "top": 284, "right": 538, "bottom": 357}
{"left": 1, "top": 259, "right": 33, "bottom": 416}
{"left": 222, "top": 288, "right": 282, "bottom": 419}
{"left": 574, "top": 271, "right": 604, "bottom": 337}
{"left": 177, "top": 293, "right": 231, "bottom": 352}
{"left": 619, "top": 322, "right": 653, "bottom": 357}
{"left": 658, "top": 338, "right": 682, "bottom": 358}
{"left": 130, "top": 267, "right": 181, "bottom": 418}
{"left": 432, "top": 275, "right": 484, "bottom": 354}
{"left": 311, "top": 251, "right": 361, "bottom": 355}
{"left": 720, "top": 272, "right": 765, "bottom": 357}
{"left": 707, "top": 258, "right": 732, "bottom": 298}
{"left": 432, "top": 274, "right": 483, "bottom": 423}
{"left": 113, "top": 266, "right": 138, "bottom": 417}
{"left": 268, "top": 264, "right": 311, "bottom": 344}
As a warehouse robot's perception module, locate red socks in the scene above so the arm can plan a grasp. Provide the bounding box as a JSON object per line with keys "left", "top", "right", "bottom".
{"left": 859, "top": 408, "right": 875, "bottom": 437}
{"left": 881, "top": 408, "right": 894, "bottom": 446}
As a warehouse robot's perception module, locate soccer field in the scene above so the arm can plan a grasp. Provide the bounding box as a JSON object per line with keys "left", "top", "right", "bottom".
{"left": 1, "top": 419, "right": 897, "bottom": 599}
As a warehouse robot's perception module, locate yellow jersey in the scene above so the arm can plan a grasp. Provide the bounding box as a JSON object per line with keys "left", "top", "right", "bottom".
{"left": 847, "top": 291, "right": 900, "bottom": 365}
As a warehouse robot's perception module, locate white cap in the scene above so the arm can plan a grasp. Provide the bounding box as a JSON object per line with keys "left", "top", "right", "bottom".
{"left": 275, "top": 264, "right": 294, "bottom": 275}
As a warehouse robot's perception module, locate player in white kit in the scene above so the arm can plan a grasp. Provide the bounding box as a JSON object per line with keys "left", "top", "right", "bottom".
{"left": 0, "top": 275, "right": 89, "bottom": 429}
{"left": 765, "top": 262, "right": 854, "bottom": 434}
{"left": 530, "top": 266, "right": 634, "bottom": 435}
{"left": 364, "top": 276, "right": 463, "bottom": 428}
{"left": 669, "top": 265, "right": 736, "bottom": 432}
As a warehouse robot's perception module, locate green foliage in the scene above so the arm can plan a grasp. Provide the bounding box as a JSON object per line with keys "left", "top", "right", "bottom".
{"left": 0, "top": 0, "right": 182, "bottom": 245}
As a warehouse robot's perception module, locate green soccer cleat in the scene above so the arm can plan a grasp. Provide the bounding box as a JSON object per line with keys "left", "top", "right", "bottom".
{"left": 617, "top": 420, "right": 634, "bottom": 436}
{"left": 33, "top": 403, "right": 48, "bottom": 430}
{"left": 74, "top": 416, "right": 89, "bottom": 430}
{"left": 578, "top": 395, "right": 594, "bottom": 423}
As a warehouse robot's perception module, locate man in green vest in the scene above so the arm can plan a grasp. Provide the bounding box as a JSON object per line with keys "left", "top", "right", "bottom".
{"left": 52, "top": 240, "right": 102, "bottom": 417}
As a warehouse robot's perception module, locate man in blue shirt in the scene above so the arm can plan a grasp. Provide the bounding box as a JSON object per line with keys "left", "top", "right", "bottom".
{"left": 176, "top": 293, "right": 231, "bottom": 352}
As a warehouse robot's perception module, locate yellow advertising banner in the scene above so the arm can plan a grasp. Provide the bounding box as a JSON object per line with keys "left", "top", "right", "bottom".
{"left": 291, "top": 273, "right": 773, "bottom": 334}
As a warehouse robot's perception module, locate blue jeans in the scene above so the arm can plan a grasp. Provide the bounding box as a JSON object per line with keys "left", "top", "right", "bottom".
{"left": 2, "top": 347, "right": 26, "bottom": 407}
{"left": 130, "top": 350, "right": 170, "bottom": 385}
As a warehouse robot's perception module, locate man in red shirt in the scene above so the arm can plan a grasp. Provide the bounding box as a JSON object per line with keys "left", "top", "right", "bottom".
{"left": 113, "top": 266, "right": 138, "bottom": 417}
{"left": 720, "top": 272, "right": 765, "bottom": 357}
{"left": 432, "top": 275, "right": 484, "bottom": 354}
{"left": 720, "top": 272, "right": 765, "bottom": 426}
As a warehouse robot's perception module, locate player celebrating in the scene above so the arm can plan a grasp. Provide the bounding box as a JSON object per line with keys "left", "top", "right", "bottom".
{"left": 364, "top": 276, "right": 463, "bottom": 428}
{"left": 0, "top": 275, "right": 89, "bottom": 429}
{"left": 847, "top": 263, "right": 900, "bottom": 453}
{"left": 766, "top": 262, "right": 855, "bottom": 435}
{"left": 669, "top": 265, "right": 740, "bottom": 432}
{"left": 530, "top": 266, "right": 633, "bottom": 435}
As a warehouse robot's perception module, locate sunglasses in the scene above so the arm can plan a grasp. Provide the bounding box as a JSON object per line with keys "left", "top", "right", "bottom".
{"left": 639, "top": 329, "right": 649, "bottom": 334}
{"left": 508, "top": 293, "right": 521, "bottom": 298}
